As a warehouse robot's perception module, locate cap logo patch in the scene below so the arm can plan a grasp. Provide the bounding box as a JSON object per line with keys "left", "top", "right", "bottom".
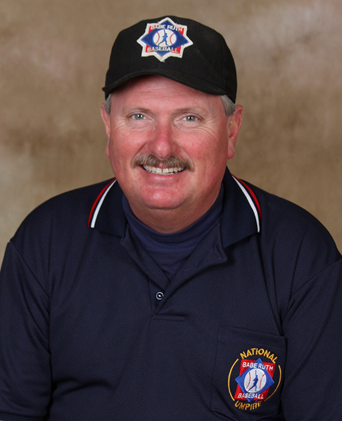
{"left": 137, "top": 17, "right": 193, "bottom": 62}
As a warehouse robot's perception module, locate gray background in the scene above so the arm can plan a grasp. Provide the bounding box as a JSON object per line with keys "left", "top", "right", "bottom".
{"left": 1, "top": 0, "right": 341, "bottom": 258}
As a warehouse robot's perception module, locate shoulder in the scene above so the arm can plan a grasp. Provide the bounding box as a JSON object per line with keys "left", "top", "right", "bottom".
{"left": 15, "top": 180, "right": 114, "bottom": 231}
{"left": 249, "top": 182, "right": 336, "bottom": 244}
{"left": 10, "top": 180, "right": 116, "bottom": 263}
{"left": 244, "top": 180, "right": 341, "bottom": 281}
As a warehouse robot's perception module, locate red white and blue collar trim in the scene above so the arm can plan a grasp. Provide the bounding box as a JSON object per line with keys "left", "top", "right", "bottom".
{"left": 88, "top": 175, "right": 261, "bottom": 233}
{"left": 232, "top": 175, "right": 261, "bottom": 233}
{"left": 88, "top": 179, "right": 117, "bottom": 228}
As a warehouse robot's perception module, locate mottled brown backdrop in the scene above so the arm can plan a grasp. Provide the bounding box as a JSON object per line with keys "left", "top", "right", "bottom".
{"left": 1, "top": 0, "right": 341, "bottom": 258}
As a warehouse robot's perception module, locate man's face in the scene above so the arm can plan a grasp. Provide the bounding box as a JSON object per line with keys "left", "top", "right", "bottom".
{"left": 101, "top": 75, "right": 242, "bottom": 232}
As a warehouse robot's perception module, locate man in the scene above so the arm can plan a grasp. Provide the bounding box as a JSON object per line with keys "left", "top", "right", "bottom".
{"left": 0, "top": 16, "right": 341, "bottom": 421}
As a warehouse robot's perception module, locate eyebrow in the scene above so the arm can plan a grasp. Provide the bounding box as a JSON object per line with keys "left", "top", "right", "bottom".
{"left": 122, "top": 105, "right": 209, "bottom": 115}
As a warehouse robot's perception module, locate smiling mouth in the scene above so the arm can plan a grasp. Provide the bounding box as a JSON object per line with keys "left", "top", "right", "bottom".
{"left": 142, "top": 165, "right": 186, "bottom": 175}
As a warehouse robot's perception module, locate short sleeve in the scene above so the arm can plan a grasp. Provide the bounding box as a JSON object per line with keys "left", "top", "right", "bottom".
{"left": 0, "top": 242, "right": 50, "bottom": 420}
{"left": 281, "top": 258, "right": 342, "bottom": 420}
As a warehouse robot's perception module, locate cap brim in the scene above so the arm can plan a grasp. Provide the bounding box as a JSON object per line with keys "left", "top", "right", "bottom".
{"left": 102, "top": 69, "right": 227, "bottom": 98}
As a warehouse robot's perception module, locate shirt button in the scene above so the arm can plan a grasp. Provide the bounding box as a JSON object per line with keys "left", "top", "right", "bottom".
{"left": 156, "top": 291, "right": 164, "bottom": 300}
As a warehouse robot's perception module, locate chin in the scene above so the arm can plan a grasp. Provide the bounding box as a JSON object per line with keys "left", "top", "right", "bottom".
{"left": 139, "top": 194, "right": 185, "bottom": 211}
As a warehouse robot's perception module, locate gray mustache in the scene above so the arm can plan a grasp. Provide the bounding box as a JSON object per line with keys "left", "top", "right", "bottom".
{"left": 133, "top": 155, "right": 192, "bottom": 170}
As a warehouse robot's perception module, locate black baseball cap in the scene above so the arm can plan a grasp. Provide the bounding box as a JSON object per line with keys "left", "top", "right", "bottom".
{"left": 103, "top": 16, "right": 237, "bottom": 103}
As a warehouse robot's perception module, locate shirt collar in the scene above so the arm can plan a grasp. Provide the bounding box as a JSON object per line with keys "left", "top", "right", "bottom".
{"left": 220, "top": 168, "right": 261, "bottom": 248}
{"left": 88, "top": 168, "right": 261, "bottom": 247}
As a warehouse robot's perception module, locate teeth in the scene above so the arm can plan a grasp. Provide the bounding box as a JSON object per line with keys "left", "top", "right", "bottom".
{"left": 142, "top": 166, "right": 185, "bottom": 175}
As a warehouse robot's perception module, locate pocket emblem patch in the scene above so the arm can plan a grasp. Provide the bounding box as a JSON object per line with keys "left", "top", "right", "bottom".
{"left": 228, "top": 348, "right": 282, "bottom": 412}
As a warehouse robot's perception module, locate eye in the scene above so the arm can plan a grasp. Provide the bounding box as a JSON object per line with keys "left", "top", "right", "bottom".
{"left": 183, "top": 115, "right": 198, "bottom": 122}
{"left": 131, "top": 113, "right": 145, "bottom": 120}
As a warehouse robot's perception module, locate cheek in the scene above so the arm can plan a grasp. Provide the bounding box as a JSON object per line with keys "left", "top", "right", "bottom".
{"left": 184, "top": 138, "right": 205, "bottom": 160}
{"left": 107, "top": 132, "right": 148, "bottom": 179}
{"left": 108, "top": 132, "right": 133, "bottom": 162}
{"left": 187, "top": 131, "right": 228, "bottom": 162}
{"left": 106, "top": 138, "right": 127, "bottom": 176}
{"left": 111, "top": 127, "right": 149, "bottom": 157}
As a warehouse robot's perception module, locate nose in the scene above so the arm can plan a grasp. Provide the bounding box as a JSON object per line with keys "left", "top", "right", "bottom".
{"left": 148, "top": 120, "right": 176, "bottom": 159}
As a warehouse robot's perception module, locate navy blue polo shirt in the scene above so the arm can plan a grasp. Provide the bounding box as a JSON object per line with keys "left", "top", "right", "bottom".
{"left": 0, "top": 169, "right": 341, "bottom": 421}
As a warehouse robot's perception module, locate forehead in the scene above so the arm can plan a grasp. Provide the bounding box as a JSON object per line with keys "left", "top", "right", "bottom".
{"left": 111, "top": 75, "right": 224, "bottom": 110}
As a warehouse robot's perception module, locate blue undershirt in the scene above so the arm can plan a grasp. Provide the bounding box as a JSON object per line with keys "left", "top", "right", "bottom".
{"left": 122, "top": 185, "right": 224, "bottom": 281}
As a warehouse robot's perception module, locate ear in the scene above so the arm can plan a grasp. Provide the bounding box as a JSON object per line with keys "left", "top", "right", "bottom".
{"left": 100, "top": 103, "right": 111, "bottom": 156}
{"left": 227, "top": 105, "right": 243, "bottom": 160}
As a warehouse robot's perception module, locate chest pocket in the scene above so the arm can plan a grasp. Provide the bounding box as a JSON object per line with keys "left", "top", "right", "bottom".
{"left": 211, "top": 326, "right": 286, "bottom": 420}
